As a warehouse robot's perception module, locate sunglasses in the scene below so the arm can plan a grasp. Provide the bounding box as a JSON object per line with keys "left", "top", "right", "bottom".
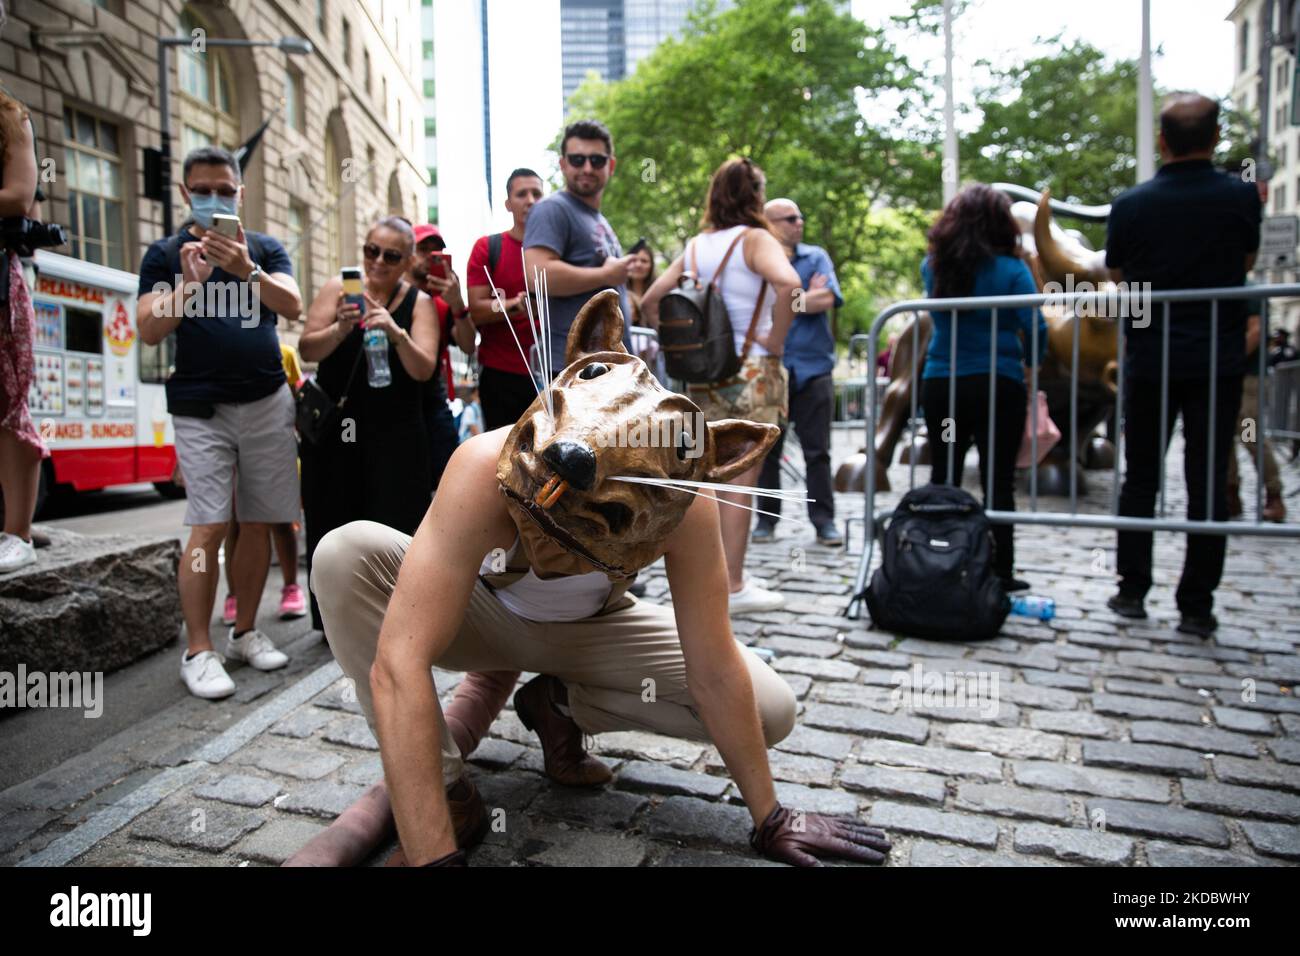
{"left": 566, "top": 153, "right": 609, "bottom": 169}
{"left": 364, "top": 243, "right": 406, "bottom": 265}
{"left": 771, "top": 214, "right": 804, "bottom": 224}
{"left": 188, "top": 185, "right": 239, "bottom": 198}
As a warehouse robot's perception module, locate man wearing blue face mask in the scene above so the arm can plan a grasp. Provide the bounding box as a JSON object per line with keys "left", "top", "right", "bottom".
{"left": 137, "top": 146, "right": 303, "bottom": 700}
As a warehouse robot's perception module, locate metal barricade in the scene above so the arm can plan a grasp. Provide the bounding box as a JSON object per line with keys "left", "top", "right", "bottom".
{"left": 845, "top": 283, "right": 1300, "bottom": 619}
{"left": 1267, "top": 359, "right": 1300, "bottom": 443}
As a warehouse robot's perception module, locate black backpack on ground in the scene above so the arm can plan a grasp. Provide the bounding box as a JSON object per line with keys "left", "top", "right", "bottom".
{"left": 863, "top": 483, "right": 1010, "bottom": 641}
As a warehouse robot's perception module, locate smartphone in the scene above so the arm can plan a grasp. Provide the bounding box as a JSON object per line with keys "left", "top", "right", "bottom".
{"left": 427, "top": 251, "right": 451, "bottom": 280}
{"left": 341, "top": 267, "right": 365, "bottom": 314}
{"left": 212, "top": 213, "right": 241, "bottom": 239}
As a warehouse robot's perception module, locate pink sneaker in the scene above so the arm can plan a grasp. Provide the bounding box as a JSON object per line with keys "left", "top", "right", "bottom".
{"left": 279, "top": 584, "right": 307, "bottom": 619}
{"left": 221, "top": 594, "right": 238, "bottom": 626}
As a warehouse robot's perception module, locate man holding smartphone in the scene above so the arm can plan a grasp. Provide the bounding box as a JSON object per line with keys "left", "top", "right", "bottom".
{"left": 467, "top": 167, "right": 544, "bottom": 430}
{"left": 523, "top": 119, "right": 634, "bottom": 364}
{"left": 137, "top": 146, "right": 302, "bottom": 700}
{"left": 407, "top": 224, "right": 475, "bottom": 488}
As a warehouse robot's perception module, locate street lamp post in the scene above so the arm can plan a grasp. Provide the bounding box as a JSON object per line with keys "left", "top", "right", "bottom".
{"left": 1137, "top": 0, "right": 1154, "bottom": 183}
{"left": 155, "top": 35, "right": 312, "bottom": 236}
{"left": 942, "top": 0, "right": 958, "bottom": 206}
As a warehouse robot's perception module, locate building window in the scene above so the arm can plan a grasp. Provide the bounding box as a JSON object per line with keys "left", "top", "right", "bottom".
{"left": 341, "top": 18, "right": 352, "bottom": 67}
{"left": 363, "top": 49, "right": 371, "bottom": 93}
{"left": 317, "top": 0, "right": 327, "bottom": 36}
{"left": 382, "top": 76, "right": 389, "bottom": 122}
{"left": 1241, "top": 20, "right": 1250, "bottom": 74}
{"left": 63, "top": 108, "right": 127, "bottom": 270}
{"left": 1276, "top": 183, "right": 1288, "bottom": 212}
{"left": 285, "top": 66, "right": 305, "bottom": 133}
{"left": 423, "top": 79, "right": 435, "bottom": 97}
{"left": 424, "top": 118, "right": 436, "bottom": 136}
{"left": 366, "top": 146, "right": 377, "bottom": 195}
{"left": 286, "top": 201, "right": 308, "bottom": 305}
{"left": 178, "top": 7, "right": 240, "bottom": 156}
{"left": 423, "top": 40, "right": 434, "bottom": 59}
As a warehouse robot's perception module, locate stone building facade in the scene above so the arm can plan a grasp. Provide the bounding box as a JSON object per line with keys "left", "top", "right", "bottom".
{"left": 1, "top": 0, "right": 429, "bottom": 334}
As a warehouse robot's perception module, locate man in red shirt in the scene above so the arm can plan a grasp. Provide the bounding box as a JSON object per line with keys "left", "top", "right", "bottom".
{"left": 466, "top": 168, "right": 545, "bottom": 430}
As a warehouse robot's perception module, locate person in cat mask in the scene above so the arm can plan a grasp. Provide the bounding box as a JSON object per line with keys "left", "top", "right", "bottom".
{"left": 297, "top": 290, "right": 892, "bottom": 867}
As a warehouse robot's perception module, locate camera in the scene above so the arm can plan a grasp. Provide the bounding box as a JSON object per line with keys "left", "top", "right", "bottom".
{"left": 1, "top": 217, "right": 69, "bottom": 257}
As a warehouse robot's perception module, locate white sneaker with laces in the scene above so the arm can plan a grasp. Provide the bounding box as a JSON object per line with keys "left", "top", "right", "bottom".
{"left": 0, "top": 532, "right": 36, "bottom": 573}
{"left": 744, "top": 572, "right": 772, "bottom": 590}
{"left": 728, "top": 580, "right": 785, "bottom": 615}
{"left": 226, "top": 628, "right": 288, "bottom": 671}
{"left": 180, "top": 649, "right": 236, "bottom": 699}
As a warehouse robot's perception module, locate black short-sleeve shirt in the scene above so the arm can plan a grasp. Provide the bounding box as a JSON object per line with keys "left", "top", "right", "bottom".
{"left": 1105, "top": 159, "right": 1262, "bottom": 381}
{"left": 137, "top": 227, "right": 293, "bottom": 405}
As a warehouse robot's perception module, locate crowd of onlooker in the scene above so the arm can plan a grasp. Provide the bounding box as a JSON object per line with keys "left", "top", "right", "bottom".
{"left": 1, "top": 89, "right": 1293, "bottom": 698}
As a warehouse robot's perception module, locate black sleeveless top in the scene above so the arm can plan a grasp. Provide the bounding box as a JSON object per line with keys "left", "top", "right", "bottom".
{"left": 316, "top": 283, "right": 423, "bottom": 426}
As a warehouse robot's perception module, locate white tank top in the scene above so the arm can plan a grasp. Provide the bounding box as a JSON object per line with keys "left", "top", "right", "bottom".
{"left": 690, "top": 224, "right": 775, "bottom": 357}
{"left": 477, "top": 537, "right": 612, "bottom": 622}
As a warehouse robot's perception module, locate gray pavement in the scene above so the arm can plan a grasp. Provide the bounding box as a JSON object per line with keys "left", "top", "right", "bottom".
{"left": 3, "top": 431, "right": 1299, "bottom": 867}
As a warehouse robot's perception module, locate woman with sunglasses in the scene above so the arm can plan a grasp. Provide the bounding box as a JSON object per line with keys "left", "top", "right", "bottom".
{"left": 298, "top": 216, "right": 438, "bottom": 632}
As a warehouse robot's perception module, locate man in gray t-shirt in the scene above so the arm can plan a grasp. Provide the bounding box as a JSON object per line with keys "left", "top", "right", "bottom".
{"left": 524, "top": 119, "right": 633, "bottom": 366}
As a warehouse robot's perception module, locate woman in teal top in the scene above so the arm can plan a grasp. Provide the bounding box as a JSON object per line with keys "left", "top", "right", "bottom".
{"left": 920, "top": 184, "right": 1048, "bottom": 591}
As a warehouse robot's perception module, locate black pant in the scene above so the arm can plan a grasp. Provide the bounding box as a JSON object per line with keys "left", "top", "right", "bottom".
{"left": 755, "top": 372, "right": 835, "bottom": 530}
{"left": 922, "top": 374, "right": 1027, "bottom": 580}
{"left": 1117, "top": 375, "right": 1242, "bottom": 617}
{"left": 480, "top": 365, "right": 540, "bottom": 432}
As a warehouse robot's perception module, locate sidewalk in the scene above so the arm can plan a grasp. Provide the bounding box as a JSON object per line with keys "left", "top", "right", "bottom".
{"left": 4, "top": 436, "right": 1299, "bottom": 867}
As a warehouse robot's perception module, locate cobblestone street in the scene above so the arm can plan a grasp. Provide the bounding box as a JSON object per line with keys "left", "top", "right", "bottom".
{"left": 5, "top": 433, "right": 1299, "bottom": 867}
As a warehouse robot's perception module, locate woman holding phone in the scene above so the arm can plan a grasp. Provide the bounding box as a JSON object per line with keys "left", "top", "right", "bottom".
{"left": 298, "top": 216, "right": 438, "bottom": 632}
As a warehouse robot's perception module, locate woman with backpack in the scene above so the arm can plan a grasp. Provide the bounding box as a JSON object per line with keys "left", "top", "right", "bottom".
{"left": 921, "top": 183, "right": 1048, "bottom": 592}
{"left": 640, "top": 157, "right": 801, "bottom": 614}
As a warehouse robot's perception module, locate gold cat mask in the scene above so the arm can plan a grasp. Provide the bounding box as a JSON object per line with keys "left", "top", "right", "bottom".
{"left": 496, "top": 289, "right": 778, "bottom": 580}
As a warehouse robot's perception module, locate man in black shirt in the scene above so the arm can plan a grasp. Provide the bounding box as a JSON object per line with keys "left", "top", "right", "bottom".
{"left": 138, "top": 147, "right": 303, "bottom": 698}
{"left": 1104, "top": 93, "right": 1262, "bottom": 637}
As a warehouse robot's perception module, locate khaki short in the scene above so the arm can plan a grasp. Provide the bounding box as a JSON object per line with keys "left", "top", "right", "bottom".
{"left": 686, "top": 354, "right": 788, "bottom": 426}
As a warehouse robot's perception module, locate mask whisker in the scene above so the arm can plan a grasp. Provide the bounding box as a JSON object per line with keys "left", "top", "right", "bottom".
{"left": 609, "top": 478, "right": 809, "bottom": 524}
{"left": 611, "top": 475, "right": 815, "bottom": 502}
{"left": 483, "top": 266, "right": 546, "bottom": 417}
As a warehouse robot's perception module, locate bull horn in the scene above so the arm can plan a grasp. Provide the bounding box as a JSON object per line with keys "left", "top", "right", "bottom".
{"left": 1034, "top": 189, "right": 1111, "bottom": 287}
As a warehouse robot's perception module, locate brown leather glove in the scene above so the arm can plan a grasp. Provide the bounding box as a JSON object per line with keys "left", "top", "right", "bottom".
{"left": 750, "top": 803, "right": 891, "bottom": 867}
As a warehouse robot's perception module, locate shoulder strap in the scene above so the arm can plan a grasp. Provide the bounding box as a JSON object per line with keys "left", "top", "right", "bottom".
{"left": 737, "top": 229, "right": 768, "bottom": 360}
{"left": 488, "top": 232, "right": 503, "bottom": 275}
{"left": 708, "top": 229, "right": 747, "bottom": 296}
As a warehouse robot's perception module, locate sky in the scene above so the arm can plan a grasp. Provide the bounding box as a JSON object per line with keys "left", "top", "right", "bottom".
{"left": 432, "top": 0, "right": 1238, "bottom": 258}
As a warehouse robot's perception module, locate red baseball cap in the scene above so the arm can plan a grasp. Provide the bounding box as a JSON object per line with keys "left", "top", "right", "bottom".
{"left": 413, "top": 224, "right": 444, "bottom": 246}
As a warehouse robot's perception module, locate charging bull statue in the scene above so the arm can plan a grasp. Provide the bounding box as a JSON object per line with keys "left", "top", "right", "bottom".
{"left": 837, "top": 185, "right": 1119, "bottom": 497}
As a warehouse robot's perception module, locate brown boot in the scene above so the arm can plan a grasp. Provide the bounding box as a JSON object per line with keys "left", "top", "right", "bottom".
{"left": 1226, "top": 484, "right": 1243, "bottom": 518}
{"left": 513, "top": 674, "right": 612, "bottom": 788}
{"left": 1263, "top": 491, "right": 1287, "bottom": 523}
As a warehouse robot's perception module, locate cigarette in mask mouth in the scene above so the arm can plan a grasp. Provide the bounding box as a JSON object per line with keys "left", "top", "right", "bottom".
{"left": 536, "top": 475, "right": 568, "bottom": 509}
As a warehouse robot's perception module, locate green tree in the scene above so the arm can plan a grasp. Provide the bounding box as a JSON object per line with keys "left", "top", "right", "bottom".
{"left": 562, "top": 0, "right": 943, "bottom": 345}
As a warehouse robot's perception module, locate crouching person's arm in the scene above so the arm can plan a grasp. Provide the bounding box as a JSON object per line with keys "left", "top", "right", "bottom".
{"left": 369, "top": 433, "right": 515, "bottom": 866}
{"left": 664, "top": 494, "right": 892, "bottom": 867}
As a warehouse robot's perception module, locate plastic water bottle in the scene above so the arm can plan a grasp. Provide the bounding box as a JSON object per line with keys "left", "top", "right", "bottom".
{"left": 1011, "top": 595, "right": 1056, "bottom": 621}
{"left": 364, "top": 326, "right": 391, "bottom": 388}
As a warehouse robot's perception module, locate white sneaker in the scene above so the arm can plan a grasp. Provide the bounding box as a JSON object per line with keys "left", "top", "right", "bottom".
{"left": 728, "top": 580, "right": 785, "bottom": 615}
{"left": 180, "top": 649, "right": 236, "bottom": 699}
{"left": 744, "top": 572, "right": 772, "bottom": 590}
{"left": 226, "top": 628, "right": 288, "bottom": 671}
{"left": 0, "top": 533, "right": 36, "bottom": 573}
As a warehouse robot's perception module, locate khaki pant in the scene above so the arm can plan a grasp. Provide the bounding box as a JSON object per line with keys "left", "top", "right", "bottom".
{"left": 1228, "top": 374, "right": 1282, "bottom": 496}
{"left": 310, "top": 520, "right": 797, "bottom": 784}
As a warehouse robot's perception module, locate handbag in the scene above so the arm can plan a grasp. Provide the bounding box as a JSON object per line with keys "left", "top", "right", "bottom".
{"left": 1016, "top": 389, "right": 1060, "bottom": 468}
{"left": 295, "top": 283, "right": 404, "bottom": 445}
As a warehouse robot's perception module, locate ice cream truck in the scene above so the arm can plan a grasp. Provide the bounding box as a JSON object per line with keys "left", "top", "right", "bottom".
{"left": 26, "top": 250, "right": 181, "bottom": 515}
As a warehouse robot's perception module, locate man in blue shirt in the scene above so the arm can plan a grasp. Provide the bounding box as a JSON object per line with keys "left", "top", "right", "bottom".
{"left": 137, "top": 147, "right": 302, "bottom": 699}
{"left": 753, "top": 199, "right": 844, "bottom": 546}
{"left": 1104, "top": 93, "right": 1261, "bottom": 638}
